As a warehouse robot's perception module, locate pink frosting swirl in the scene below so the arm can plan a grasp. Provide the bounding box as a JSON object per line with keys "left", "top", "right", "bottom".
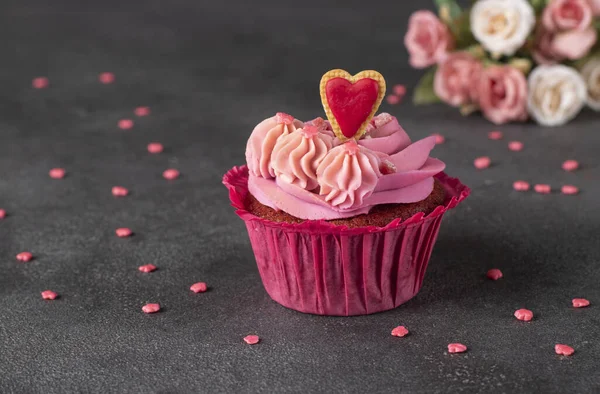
{"left": 271, "top": 126, "right": 333, "bottom": 190}
{"left": 245, "top": 113, "right": 303, "bottom": 178}
{"left": 246, "top": 113, "right": 446, "bottom": 220}
{"left": 316, "top": 141, "right": 381, "bottom": 210}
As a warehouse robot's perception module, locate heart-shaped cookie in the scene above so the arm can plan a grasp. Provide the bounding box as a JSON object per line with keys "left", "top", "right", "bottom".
{"left": 320, "top": 69, "right": 386, "bottom": 141}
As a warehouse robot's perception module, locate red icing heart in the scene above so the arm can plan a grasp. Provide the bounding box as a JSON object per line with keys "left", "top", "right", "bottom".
{"left": 325, "top": 78, "right": 379, "bottom": 139}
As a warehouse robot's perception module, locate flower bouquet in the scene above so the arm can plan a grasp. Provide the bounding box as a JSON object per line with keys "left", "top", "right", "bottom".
{"left": 404, "top": 0, "right": 600, "bottom": 126}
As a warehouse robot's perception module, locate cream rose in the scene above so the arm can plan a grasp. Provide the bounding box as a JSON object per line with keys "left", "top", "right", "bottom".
{"left": 581, "top": 57, "right": 600, "bottom": 111}
{"left": 527, "top": 65, "right": 587, "bottom": 126}
{"left": 471, "top": 0, "right": 536, "bottom": 56}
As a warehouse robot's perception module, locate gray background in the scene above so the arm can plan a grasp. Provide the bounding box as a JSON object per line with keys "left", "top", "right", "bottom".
{"left": 1, "top": 0, "right": 599, "bottom": 393}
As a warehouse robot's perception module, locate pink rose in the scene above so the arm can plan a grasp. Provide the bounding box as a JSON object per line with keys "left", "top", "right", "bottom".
{"left": 434, "top": 52, "right": 483, "bottom": 107}
{"left": 590, "top": 0, "right": 600, "bottom": 15}
{"left": 533, "top": 28, "right": 597, "bottom": 64}
{"left": 473, "top": 66, "right": 528, "bottom": 125}
{"left": 404, "top": 10, "right": 454, "bottom": 69}
{"left": 542, "top": 0, "right": 593, "bottom": 31}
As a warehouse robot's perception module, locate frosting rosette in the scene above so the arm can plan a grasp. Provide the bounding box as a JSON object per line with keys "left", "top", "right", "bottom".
{"left": 271, "top": 125, "right": 333, "bottom": 190}
{"left": 246, "top": 112, "right": 446, "bottom": 220}
{"left": 316, "top": 141, "right": 381, "bottom": 210}
{"left": 245, "top": 112, "right": 303, "bottom": 179}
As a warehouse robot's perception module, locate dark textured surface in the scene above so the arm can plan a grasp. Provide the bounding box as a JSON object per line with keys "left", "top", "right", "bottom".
{"left": 1, "top": 1, "right": 599, "bottom": 393}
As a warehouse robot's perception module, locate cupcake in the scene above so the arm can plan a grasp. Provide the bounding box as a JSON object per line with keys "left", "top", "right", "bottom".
{"left": 224, "top": 69, "right": 469, "bottom": 316}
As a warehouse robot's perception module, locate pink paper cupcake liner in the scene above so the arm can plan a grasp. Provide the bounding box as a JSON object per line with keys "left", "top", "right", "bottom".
{"left": 223, "top": 166, "right": 470, "bottom": 316}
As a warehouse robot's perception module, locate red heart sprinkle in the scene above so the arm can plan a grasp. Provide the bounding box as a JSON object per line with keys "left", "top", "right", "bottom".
{"left": 386, "top": 94, "right": 400, "bottom": 105}
{"left": 118, "top": 119, "right": 134, "bottom": 130}
{"left": 514, "top": 309, "right": 533, "bottom": 321}
{"left": 147, "top": 142, "right": 164, "bottom": 154}
{"left": 431, "top": 133, "right": 445, "bottom": 144}
{"left": 163, "top": 169, "right": 180, "bottom": 180}
{"left": 448, "top": 343, "right": 467, "bottom": 353}
{"left": 138, "top": 264, "right": 157, "bottom": 273}
{"left": 41, "top": 290, "right": 58, "bottom": 300}
{"left": 142, "top": 303, "right": 161, "bottom": 314}
{"left": 555, "top": 344, "right": 574, "bottom": 356}
{"left": 572, "top": 298, "right": 590, "bottom": 308}
{"left": 243, "top": 335, "right": 260, "bottom": 345}
{"left": 16, "top": 252, "right": 34, "bottom": 262}
{"left": 32, "top": 77, "right": 49, "bottom": 89}
{"left": 393, "top": 84, "right": 406, "bottom": 96}
{"left": 508, "top": 141, "right": 524, "bottom": 151}
{"left": 562, "top": 160, "right": 579, "bottom": 172}
{"left": 134, "top": 106, "right": 150, "bottom": 117}
{"left": 49, "top": 168, "right": 66, "bottom": 179}
{"left": 488, "top": 131, "right": 503, "bottom": 140}
{"left": 534, "top": 184, "right": 551, "bottom": 194}
{"left": 513, "top": 181, "right": 530, "bottom": 191}
{"left": 112, "top": 186, "right": 129, "bottom": 197}
{"left": 0, "top": 209, "right": 6, "bottom": 219}
{"left": 190, "top": 282, "right": 208, "bottom": 293}
{"left": 561, "top": 185, "right": 579, "bottom": 195}
{"left": 474, "top": 156, "right": 491, "bottom": 169}
{"left": 391, "top": 326, "right": 409, "bottom": 337}
{"left": 326, "top": 77, "right": 379, "bottom": 138}
{"left": 486, "top": 268, "right": 503, "bottom": 280}
{"left": 115, "top": 228, "right": 133, "bottom": 237}
{"left": 99, "top": 72, "right": 115, "bottom": 84}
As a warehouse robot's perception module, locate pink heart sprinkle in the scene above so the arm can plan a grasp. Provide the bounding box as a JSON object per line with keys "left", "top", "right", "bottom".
{"left": 118, "top": 119, "right": 134, "bottom": 130}
{"left": 115, "top": 228, "right": 133, "bottom": 238}
{"left": 243, "top": 335, "right": 260, "bottom": 345}
{"left": 508, "top": 141, "right": 524, "bottom": 151}
{"left": 513, "top": 181, "right": 530, "bottom": 192}
{"left": 138, "top": 264, "right": 157, "bottom": 273}
{"left": 572, "top": 298, "right": 590, "bottom": 308}
{"left": 99, "top": 72, "right": 115, "bottom": 84}
{"left": 534, "top": 184, "right": 551, "bottom": 194}
{"left": 41, "top": 290, "right": 58, "bottom": 300}
{"left": 147, "top": 142, "right": 164, "bottom": 154}
{"left": 488, "top": 131, "right": 503, "bottom": 140}
{"left": 448, "top": 343, "right": 467, "bottom": 354}
{"left": 393, "top": 84, "right": 406, "bottom": 96}
{"left": 163, "top": 169, "right": 180, "bottom": 180}
{"left": 379, "top": 159, "right": 397, "bottom": 175}
{"left": 486, "top": 268, "right": 503, "bottom": 280}
{"left": 190, "top": 282, "right": 208, "bottom": 293}
{"left": 562, "top": 160, "right": 579, "bottom": 172}
{"left": 275, "top": 112, "right": 294, "bottom": 125}
{"left": 142, "top": 303, "right": 161, "bottom": 314}
{"left": 391, "top": 326, "right": 409, "bottom": 337}
{"left": 561, "top": 185, "right": 579, "bottom": 195}
{"left": 386, "top": 94, "right": 400, "bottom": 105}
{"left": 32, "top": 77, "right": 49, "bottom": 89}
{"left": 111, "top": 186, "right": 129, "bottom": 197}
{"left": 514, "top": 309, "right": 534, "bottom": 321}
{"left": 555, "top": 344, "right": 574, "bottom": 356}
{"left": 0, "top": 209, "right": 6, "bottom": 219}
{"left": 134, "top": 106, "right": 150, "bottom": 117}
{"left": 474, "top": 156, "right": 491, "bottom": 169}
{"left": 49, "top": 168, "right": 66, "bottom": 179}
{"left": 16, "top": 252, "right": 33, "bottom": 262}
{"left": 431, "top": 133, "right": 445, "bottom": 144}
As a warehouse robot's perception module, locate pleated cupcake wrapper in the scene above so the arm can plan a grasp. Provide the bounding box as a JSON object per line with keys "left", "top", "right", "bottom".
{"left": 223, "top": 166, "right": 470, "bottom": 316}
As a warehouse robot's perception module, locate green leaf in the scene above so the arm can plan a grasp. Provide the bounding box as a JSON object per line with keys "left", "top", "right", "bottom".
{"left": 413, "top": 68, "right": 441, "bottom": 105}
{"left": 453, "top": 11, "right": 477, "bottom": 49}
{"left": 434, "top": 0, "right": 462, "bottom": 21}
{"left": 529, "top": 0, "right": 547, "bottom": 13}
